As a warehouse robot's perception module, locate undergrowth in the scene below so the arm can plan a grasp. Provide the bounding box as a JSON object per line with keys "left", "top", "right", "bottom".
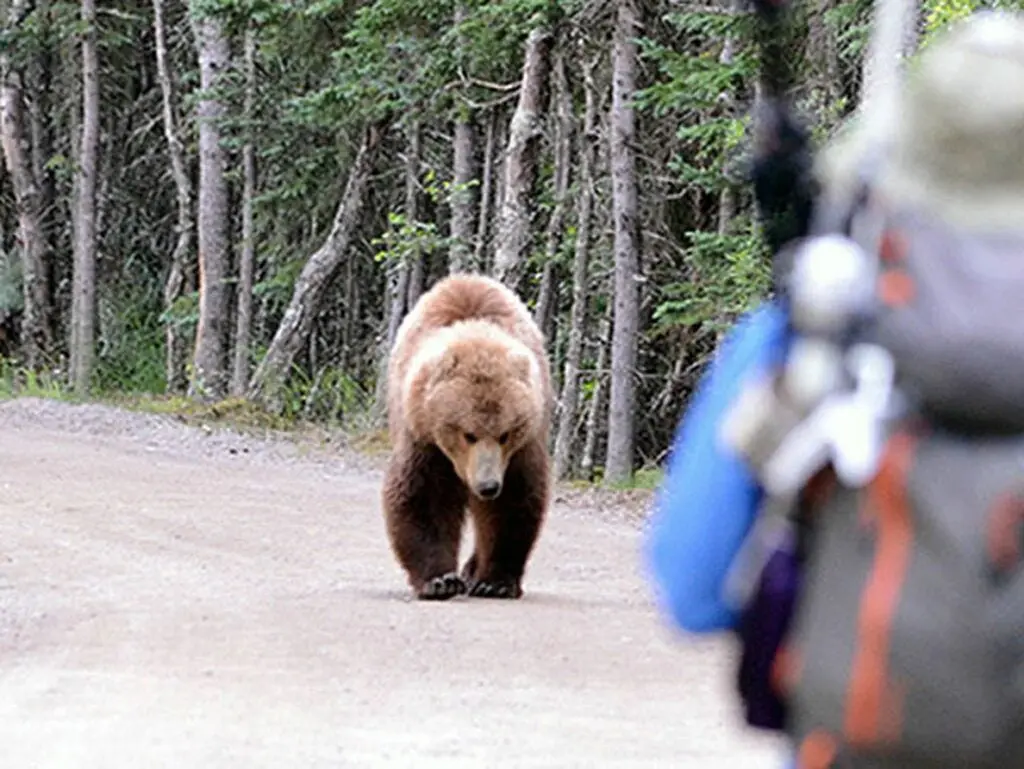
{"left": 0, "top": 355, "right": 386, "bottom": 449}
{"left": 0, "top": 355, "right": 660, "bottom": 499}
{"left": 0, "top": 358, "right": 75, "bottom": 401}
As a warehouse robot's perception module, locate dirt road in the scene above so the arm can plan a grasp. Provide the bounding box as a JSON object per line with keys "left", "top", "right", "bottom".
{"left": 0, "top": 398, "right": 786, "bottom": 768}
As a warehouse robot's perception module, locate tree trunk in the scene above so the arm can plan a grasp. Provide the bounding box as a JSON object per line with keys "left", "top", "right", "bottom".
{"left": 491, "top": 26, "right": 552, "bottom": 290}
{"left": 372, "top": 120, "right": 419, "bottom": 424}
{"left": 449, "top": 115, "right": 475, "bottom": 273}
{"left": 29, "top": 0, "right": 55, "bottom": 292}
{"left": 340, "top": 250, "right": 357, "bottom": 370}
{"left": 473, "top": 109, "right": 497, "bottom": 269}
{"left": 604, "top": 0, "right": 641, "bottom": 486}
{"left": 401, "top": 145, "right": 420, "bottom": 302}
{"left": 859, "top": 0, "right": 919, "bottom": 117}
{"left": 489, "top": 115, "right": 508, "bottom": 273}
{"left": 406, "top": 251, "right": 424, "bottom": 309}
{"left": 0, "top": 0, "right": 52, "bottom": 370}
{"left": 189, "top": 8, "right": 232, "bottom": 400}
{"left": 231, "top": 23, "right": 258, "bottom": 397}
{"left": 153, "top": 0, "right": 195, "bottom": 394}
{"left": 533, "top": 47, "right": 571, "bottom": 344}
{"left": 552, "top": 53, "right": 598, "bottom": 481}
{"left": 716, "top": 0, "right": 740, "bottom": 235}
{"left": 581, "top": 310, "right": 611, "bottom": 482}
{"left": 248, "top": 120, "right": 386, "bottom": 411}
{"left": 403, "top": 120, "right": 423, "bottom": 307}
{"left": 448, "top": 5, "right": 475, "bottom": 274}
{"left": 69, "top": 0, "right": 100, "bottom": 395}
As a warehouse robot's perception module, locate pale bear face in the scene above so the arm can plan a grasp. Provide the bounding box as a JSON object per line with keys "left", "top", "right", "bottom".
{"left": 417, "top": 330, "right": 543, "bottom": 501}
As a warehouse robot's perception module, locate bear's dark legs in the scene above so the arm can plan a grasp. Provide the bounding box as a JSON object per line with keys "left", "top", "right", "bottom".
{"left": 462, "top": 440, "right": 550, "bottom": 599}
{"left": 382, "top": 441, "right": 469, "bottom": 600}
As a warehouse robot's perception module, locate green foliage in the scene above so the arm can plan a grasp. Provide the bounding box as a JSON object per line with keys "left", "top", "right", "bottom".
{"left": 638, "top": 7, "right": 771, "bottom": 341}
{"left": 371, "top": 169, "right": 468, "bottom": 268}
{"left": 921, "top": 0, "right": 1024, "bottom": 40}
{"left": 274, "top": 363, "right": 372, "bottom": 427}
{"left": 0, "top": 358, "right": 72, "bottom": 401}
{"left": 373, "top": 212, "right": 451, "bottom": 269}
{"left": 160, "top": 291, "right": 200, "bottom": 339}
{"left": 95, "top": 285, "right": 168, "bottom": 395}
{"left": 825, "top": 0, "right": 873, "bottom": 64}
{"left": 922, "top": 0, "right": 982, "bottom": 37}
{"left": 653, "top": 226, "right": 771, "bottom": 337}
{"left": 0, "top": 250, "right": 23, "bottom": 315}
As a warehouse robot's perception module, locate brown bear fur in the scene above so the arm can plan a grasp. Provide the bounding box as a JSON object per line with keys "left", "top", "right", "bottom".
{"left": 381, "top": 273, "right": 552, "bottom": 600}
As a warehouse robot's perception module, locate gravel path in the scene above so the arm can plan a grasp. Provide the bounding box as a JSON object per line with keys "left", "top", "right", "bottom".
{"left": 0, "top": 397, "right": 786, "bottom": 768}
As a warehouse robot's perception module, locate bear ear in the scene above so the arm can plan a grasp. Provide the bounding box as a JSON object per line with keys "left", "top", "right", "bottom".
{"left": 509, "top": 349, "right": 535, "bottom": 386}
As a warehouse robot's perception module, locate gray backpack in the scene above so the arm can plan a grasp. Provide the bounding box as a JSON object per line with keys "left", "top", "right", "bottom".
{"left": 779, "top": 207, "right": 1024, "bottom": 768}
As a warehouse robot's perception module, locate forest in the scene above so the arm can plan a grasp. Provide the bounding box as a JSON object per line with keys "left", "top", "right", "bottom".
{"left": 0, "top": 0, "right": 996, "bottom": 486}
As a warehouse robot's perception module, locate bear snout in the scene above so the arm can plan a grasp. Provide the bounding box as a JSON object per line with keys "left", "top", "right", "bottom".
{"left": 476, "top": 479, "right": 502, "bottom": 499}
{"left": 467, "top": 441, "right": 506, "bottom": 500}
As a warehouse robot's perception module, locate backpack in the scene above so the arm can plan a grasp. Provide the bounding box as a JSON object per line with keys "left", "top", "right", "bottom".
{"left": 767, "top": 204, "right": 1024, "bottom": 768}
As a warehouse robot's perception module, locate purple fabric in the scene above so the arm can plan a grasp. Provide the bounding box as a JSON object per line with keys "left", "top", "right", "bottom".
{"left": 736, "top": 532, "right": 802, "bottom": 731}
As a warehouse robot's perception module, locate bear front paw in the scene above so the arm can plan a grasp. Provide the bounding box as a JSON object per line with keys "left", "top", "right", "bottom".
{"left": 467, "top": 578, "right": 523, "bottom": 599}
{"left": 417, "top": 572, "right": 468, "bottom": 601}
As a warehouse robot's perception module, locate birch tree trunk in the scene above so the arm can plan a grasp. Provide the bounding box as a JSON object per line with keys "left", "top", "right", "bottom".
{"left": 248, "top": 120, "right": 386, "bottom": 411}
{"left": 581, "top": 310, "right": 611, "bottom": 482}
{"left": 533, "top": 47, "right": 571, "bottom": 343}
{"left": 69, "top": 0, "right": 100, "bottom": 395}
{"left": 405, "top": 121, "right": 425, "bottom": 308}
{"left": 449, "top": 4, "right": 475, "bottom": 274}
{"left": 604, "top": 0, "right": 641, "bottom": 485}
{"left": 372, "top": 120, "right": 419, "bottom": 423}
{"left": 489, "top": 115, "right": 508, "bottom": 273}
{"left": 859, "top": 0, "right": 919, "bottom": 118}
{"left": 153, "top": 0, "right": 194, "bottom": 393}
{"left": 29, "top": 0, "right": 55, "bottom": 283}
{"left": 189, "top": 7, "right": 232, "bottom": 400}
{"left": 491, "top": 26, "right": 552, "bottom": 290}
{"left": 450, "top": 114, "right": 475, "bottom": 273}
{"left": 473, "top": 109, "right": 497, "bottom": 269}
{"left": 552, "top": 52, "right": 597, "bottom": 481}
{"left": 403, "top": 121, "right": 421, "bottom": 311}
{"left": 716, "top": 0, "right": 741, "bottom": 235}
{"left": 231, "top": 23, "right": 258, "bottom": 397}
{"left": 406, "top": 250, "right": 424, "bottom": 309}
{"left": 0, "top": 0, "right": 52, "bottom": 370}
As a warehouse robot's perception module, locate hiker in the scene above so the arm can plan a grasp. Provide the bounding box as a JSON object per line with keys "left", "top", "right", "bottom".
{"left": 646, "top": 10, "right": 1024, "bottom": 769}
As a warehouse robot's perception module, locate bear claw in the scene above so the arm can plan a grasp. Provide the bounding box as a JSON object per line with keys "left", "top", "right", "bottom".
{"left": 467, "top": 579, "right": 523, "bottom": 599}
{"left": 417, "top": 572, "right": 467, "bottom": 601}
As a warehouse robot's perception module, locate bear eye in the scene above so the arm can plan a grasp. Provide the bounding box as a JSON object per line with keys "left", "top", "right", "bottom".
{"left": 498, "top": 432, "right": 510, "bottom": 445}
{"left": 464, "top": 432, "right": 478, "bottom": 444}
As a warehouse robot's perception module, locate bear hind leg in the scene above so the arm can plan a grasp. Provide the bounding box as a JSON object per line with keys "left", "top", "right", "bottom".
{"left": 383, "top": 442, "right": 469, "bottom": 600}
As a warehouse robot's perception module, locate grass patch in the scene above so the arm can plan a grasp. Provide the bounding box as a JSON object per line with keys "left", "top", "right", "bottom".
{"left": 0, "top": 358, "right": 75, "bottom": 401}
{"left": 573, "top": 465, "right": 665, "bottom": 492}
{"left": 559, "top": 465, "right": 664, "bottom": 493}
{"left": 625, "top": 466, "right": 665, "bottom": 491}
{"left": 349, "top": 427, "right": 392, "bottom": 456}
{"left": 109, "top": 393, "right": 297, "bottom": 433}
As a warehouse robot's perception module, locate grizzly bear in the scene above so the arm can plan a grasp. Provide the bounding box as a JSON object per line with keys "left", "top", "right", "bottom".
{"left": 381, "top": 273, "right": 552, "bottom": 601}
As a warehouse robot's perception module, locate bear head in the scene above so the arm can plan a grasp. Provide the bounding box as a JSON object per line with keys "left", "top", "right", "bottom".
{"left": 403, "top": 321, "right": 545, "bottom": 501}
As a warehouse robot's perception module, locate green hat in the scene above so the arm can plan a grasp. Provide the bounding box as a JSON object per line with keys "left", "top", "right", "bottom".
{"left": 820, "top": 11, "right": 1024, "bottom": 231}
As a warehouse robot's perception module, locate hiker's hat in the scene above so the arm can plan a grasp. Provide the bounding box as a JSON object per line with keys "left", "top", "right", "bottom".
{"left": 874, "top": 11, "right": 1024, "bottom": 230}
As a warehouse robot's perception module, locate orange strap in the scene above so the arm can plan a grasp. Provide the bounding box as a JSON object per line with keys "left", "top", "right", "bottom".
{"left": 843, "top": 430, "right": 917, "bottom": 747}
{"left": 798, "top": 730, "right": 839, "bottom": 769}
